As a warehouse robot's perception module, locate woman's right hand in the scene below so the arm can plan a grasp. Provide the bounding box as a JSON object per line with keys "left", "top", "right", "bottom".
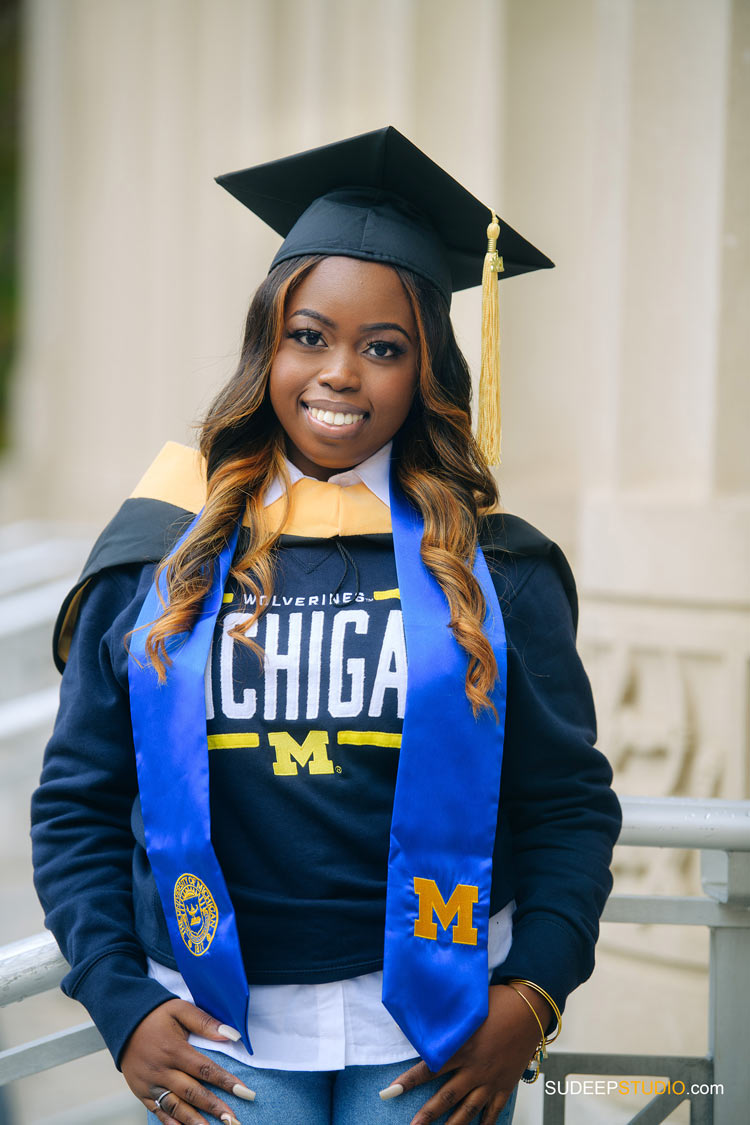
{"left": 120, "top": 999, "right": 256, "bottom": 1125}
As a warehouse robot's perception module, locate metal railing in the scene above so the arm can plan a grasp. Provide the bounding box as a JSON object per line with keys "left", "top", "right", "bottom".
{"left": 1, "top": 797, "right": 749, "bottom": 1124}
{"left": 541, "top": 796, "right": 750, "bottom": 1125}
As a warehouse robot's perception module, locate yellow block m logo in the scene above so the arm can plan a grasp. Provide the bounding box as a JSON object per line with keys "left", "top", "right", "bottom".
{"left": 269, "top": 730, "right": 334, "bottom": 776}
{"left": 413, "top": 877, "right": 478, "bottom": 946}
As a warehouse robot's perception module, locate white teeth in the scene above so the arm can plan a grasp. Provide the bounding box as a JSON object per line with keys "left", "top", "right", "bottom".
{"left": 308, "top": 407, "right": 363, "bottom": 427}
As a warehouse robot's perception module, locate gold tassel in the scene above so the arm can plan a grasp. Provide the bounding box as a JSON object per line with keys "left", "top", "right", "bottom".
{"left": 477, "top": 212, "right": 503, "bottom": 465}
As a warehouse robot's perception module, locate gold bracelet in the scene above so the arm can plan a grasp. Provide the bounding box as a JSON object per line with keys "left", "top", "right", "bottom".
{"left": 508, "top": 978, "right": 562, "bottom": 1043}
{"left": 507, "top": 985, "right": 545, "bottom": 1084}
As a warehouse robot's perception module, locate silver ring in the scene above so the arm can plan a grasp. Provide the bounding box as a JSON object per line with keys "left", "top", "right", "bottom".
{"left": 154, "top": 1090, "right": 172, "bottom": 1111}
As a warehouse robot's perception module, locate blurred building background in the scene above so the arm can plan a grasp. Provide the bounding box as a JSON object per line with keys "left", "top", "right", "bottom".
{"left": 0, "top": 0, "right": 748, "bottom": 1122}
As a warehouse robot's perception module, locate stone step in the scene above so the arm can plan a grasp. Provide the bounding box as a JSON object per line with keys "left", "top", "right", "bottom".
{"left": 0, "top": 529, "right": 91, "bottom": 599}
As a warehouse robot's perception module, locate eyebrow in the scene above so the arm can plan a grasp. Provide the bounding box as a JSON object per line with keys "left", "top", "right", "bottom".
{"left": 290, "top": 308, "right": 335, "bottom": 328}
{"left": 362, "top": 321, "right": 413, "bottom": 343}
{"left": 289, "top": 309, "right": 413, "bottom": 343}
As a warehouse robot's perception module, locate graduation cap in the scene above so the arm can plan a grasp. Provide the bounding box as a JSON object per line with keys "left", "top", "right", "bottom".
{"left": 215, "top": 126, "right": 554, "bottom": 464}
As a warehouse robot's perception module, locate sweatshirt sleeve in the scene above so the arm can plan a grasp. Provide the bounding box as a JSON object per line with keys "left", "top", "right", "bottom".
{"left": 30, "top": 565, "right": 175, "bottom": 1067}
{"left": 489, "top": 554, "right": 622, "bottom": 1010}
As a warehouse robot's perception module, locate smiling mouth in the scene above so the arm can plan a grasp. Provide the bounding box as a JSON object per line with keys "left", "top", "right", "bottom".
{"left": 304, "top": 404, "right": 368, "bottom": 429}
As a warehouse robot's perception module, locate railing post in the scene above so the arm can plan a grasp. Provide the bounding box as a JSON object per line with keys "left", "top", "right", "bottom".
{"left": 704, "top": 849, "right": 750, "bottom": 1124}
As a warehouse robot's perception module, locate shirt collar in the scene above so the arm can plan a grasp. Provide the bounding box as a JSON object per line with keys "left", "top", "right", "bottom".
{"left": 263, "top": 441, "right": 392, "bottom": 510}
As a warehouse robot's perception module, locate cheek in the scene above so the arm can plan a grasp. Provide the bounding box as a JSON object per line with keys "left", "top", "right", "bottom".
{"left": 268, "top": 357, "right": 298, "bottom": 413}
{"left": 388, "top": 370, "right": 418, "bottom": 424}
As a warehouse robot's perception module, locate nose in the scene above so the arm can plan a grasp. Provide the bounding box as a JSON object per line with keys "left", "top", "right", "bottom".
{"left": 317, "top": 348, "right": 361, "bottom": 392}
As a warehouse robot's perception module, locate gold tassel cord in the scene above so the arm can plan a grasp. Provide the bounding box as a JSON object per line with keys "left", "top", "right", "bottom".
{"left": 477, "top": 212, "right": 503, "bottom": 466}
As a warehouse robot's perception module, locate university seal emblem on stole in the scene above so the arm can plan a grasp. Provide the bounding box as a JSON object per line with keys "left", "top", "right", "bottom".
{"left": 174, "top": 873, "right": 219, "bottom": 956}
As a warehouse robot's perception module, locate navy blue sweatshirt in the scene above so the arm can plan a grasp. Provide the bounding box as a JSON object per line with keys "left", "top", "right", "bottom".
{"left": 31, "top": 515, "right": 621, "bottom": 1067}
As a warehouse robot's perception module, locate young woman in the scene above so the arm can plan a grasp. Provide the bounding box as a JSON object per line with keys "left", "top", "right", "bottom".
{"left": 31, "top": 128, "right": 621, "bottom": 1125}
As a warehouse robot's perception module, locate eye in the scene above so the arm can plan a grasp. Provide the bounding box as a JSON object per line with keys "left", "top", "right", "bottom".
{"left": 364, "top": 339, "right": 405, "bottom": 359}
{"left": 291, "top": 328, "right": 326, "bottom": 347}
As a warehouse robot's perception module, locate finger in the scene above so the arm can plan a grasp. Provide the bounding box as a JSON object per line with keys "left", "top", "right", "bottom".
{"left": 405, "top": 1079, "right": 483, "bottom": 1125}
{"left": 150, "top": 1088, "right": 240, "bottom": 1125}
{"left": 421, "top": 1078, "right": 464, "bottom": 1118}
{"left": 171, "top": 1068, "right": 246, "bottom": 1123}
{"left": 152, "top": 1107, "right": 180, "bottom": 1125}
{"left": 168, "top": 1000, "right": 243, "bottom": 1044}
{"left": 151, "top": 1090, "right": 202, "bottom": 1125}
{"left": 150, "top": 1087, "right": 179, "bottom": 1121}
{"left": 153, "top": 1066, "right": 247, "bottom": 1122}
{"left": 444, "top": 1087, "right": 491, "bottom": 1125}
{"left": 480, "top": 1091, "right": 511, "bottom": 1125}
{"left": 179, "top": 1045, "right": 256, "bottom": 1101}
{"left": 407, "top": 1081, "right": 488, "bottom": 1125}
{"left": 380, "top": 1058, "right": 438, "bottom": 1100}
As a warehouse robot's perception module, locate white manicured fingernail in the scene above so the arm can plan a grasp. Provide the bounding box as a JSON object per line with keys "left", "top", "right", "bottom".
{"left": 379, "top": 1083, "right": 404, "bottom": 1100}
{"left": 233, "top": 1082, "right": 257, "bottom": 1101}
{"left": 221, "top": 1115, "right": 240, "bottom": 1125}
{"left": 218, "top": 1023, "right": 242, "bottom": 1041}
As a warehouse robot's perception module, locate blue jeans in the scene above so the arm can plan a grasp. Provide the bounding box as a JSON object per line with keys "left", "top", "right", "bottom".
{"left": 146, "top": 1049, "right": 518, "bottom": 1123}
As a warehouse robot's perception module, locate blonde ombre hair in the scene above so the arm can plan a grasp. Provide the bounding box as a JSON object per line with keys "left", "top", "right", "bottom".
{"left": 144, "top": 255, "right": 501, "bottom": 715}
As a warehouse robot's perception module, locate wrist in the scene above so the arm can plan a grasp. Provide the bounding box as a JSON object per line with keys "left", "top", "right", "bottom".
{"left": 491, "top": 982, "right": 548, "bottom": 1085}
{"left": 506, "top": 981, "right": 552, "bottom": 1032}
{"left": 503, "top": 976, "right": 562, "bottom": 1035}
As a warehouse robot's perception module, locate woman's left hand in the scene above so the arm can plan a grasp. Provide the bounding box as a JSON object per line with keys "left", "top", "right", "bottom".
{"left": 385, "top": 984, "right": 550, "bottom": 1125}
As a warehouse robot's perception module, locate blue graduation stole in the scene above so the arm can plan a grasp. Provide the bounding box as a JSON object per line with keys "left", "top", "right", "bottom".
{"left": 128, "top": 517, "right": 252, "bottom": 1050}
{"left": 128, "top": 475, "right": 507, "bottom": 1070}
{"left": 383, "top": 472, "right": 507, "bottom": 1071}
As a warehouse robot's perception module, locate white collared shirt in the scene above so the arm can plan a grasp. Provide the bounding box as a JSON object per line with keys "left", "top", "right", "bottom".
{"left": 148, "top": 441, "right": 513, "bottom": 1069}
{"left": 262, "top": 439, "right": 393, "bottom": 510}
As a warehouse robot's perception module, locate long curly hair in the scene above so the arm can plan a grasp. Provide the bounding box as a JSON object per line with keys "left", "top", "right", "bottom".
{"left": 143, "top": 255, "right": 501, "bottom": 714}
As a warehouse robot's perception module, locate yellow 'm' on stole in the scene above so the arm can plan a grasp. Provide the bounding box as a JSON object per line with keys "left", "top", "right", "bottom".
{"left": 413, "top": 877, "right": 479, "bottom": 946}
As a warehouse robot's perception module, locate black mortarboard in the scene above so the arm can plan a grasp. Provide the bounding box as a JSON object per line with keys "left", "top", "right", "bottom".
{"left": 215, "top": 126, "right": 553, "bottom": 305}
{"left": 216, "top": 126, "right": 554, "bottom": 464}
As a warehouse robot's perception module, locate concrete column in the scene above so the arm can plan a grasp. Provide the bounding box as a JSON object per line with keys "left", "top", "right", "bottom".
{"left": 559, "top": 2, "right": 750, "bottom": 1108}
{"left": 577, "top": 0, "right": 748, "bottom": 801}
{"left": 498, "top": 0, "right": 600, "bottom": 549}
{"left": 579, "top": 0, "right": 749, "bottom": 607}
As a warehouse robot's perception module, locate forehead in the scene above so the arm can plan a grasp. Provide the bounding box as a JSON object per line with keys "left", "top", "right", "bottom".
{"left": 286, "top": 256, "right": 416, "bottom": 325}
